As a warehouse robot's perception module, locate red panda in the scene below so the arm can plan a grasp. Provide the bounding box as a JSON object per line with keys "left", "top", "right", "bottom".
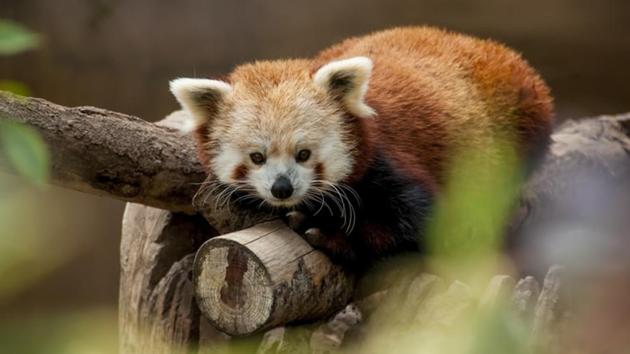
{"left": 170, "top": 27, "right": 553, "bottom": 268}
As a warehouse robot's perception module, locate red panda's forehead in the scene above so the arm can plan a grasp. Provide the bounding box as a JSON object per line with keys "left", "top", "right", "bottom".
{"left": 228, "top": 114, "right": 328, "bottom": 156}
{"left": 217, "top": 60, "right": 350, "bottom": 157}
{"left": 223, "top": 87, "right": 340, "bottom": 151}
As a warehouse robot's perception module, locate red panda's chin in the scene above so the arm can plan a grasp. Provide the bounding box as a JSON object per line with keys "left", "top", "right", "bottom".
{"left": 265, "top": 196, "right": 304, "bottom": 208}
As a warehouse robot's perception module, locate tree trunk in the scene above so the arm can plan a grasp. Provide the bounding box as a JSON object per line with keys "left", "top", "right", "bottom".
{"left": 118, "top": 203, "right": 218, "bottom": 353}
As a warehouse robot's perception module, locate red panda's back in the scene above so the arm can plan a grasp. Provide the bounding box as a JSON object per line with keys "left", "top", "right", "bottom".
{"left": 314, "top": 27, "right": 554, "bottom": 185}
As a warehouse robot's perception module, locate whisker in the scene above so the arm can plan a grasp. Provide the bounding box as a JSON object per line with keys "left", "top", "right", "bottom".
{"left": 311, "top": 179, "right": 360, "bottom": 234}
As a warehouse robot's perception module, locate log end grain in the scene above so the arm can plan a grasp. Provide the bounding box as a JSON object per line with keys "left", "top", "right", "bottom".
{"left": 194, "top": 237, "right": 275, "bottom": 336}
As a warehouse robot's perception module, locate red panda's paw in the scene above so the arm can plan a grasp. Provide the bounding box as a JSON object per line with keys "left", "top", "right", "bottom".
{"left": 284, "top": 211, "right": 327, "bottom": 247}
{"left": 303, "top": 227, "right": 327, "bottom": 248}
{"left": 284, "top": 211, "right": 359, "bottom": 267}
{"left": 303, "top": 227, "right": 356, "bottom": 261}
{"left": 303, "top": 227, "right": 359, "bottom": 266}
{"left": 285, "top": 211, "right": 307, "bottom": 231}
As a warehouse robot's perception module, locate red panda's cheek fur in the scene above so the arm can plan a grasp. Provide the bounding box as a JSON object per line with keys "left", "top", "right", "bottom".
{"left": 342, "top": 113, "right": 376, "bottom": 184}
{"left": 314, "top": 163, "right": 326, "bottom": 181}
{"left": 231, "top": 164, "right": 249, "bottom": 181}
{"left": 193, "top": 123, "right": 226, "bottom": 181}
{"left": 193, "top": 124, "right": 212, "bottom": 172}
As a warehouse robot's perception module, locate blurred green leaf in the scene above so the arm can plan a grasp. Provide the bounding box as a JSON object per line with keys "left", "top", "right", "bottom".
{"left": 0, "top": 20, "right": 40, "bottom": 55}
{"left": 0, "top": 179, "right": 73, "bottom": 302}
{"left": 425, "top": 137, "right": 524, "bottom": 285}
{"left": 0, "top": 121, "right": 50, "bottom": 187}
{"left": 0, "top": 80, "right": 30, "bottom": 96}
{"left": 0, "top": 309, "right": 117, "bottom": 354}
{"left": 469, "top": 306, "right": 529, "bottom": 354}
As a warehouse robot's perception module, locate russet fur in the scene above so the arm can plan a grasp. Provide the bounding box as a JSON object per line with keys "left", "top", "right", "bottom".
{"left": 171, "top": 27, "right": 553, "bottom": 268}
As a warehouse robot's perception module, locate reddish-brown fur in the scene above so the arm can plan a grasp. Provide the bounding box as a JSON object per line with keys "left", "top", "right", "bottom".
{"left": 312, "top": 27, "right": 553, "bottom": 187}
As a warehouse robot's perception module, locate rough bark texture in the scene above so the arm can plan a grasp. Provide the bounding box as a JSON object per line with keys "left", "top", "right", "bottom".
{"left": 0, "top": 91, "right": 205, "bottom": 213}
{"left": 531, "top": 265, "right": 566, "bottom": 353}
{"left": 193, "top": 220, "right": 355, "bottom": 336}
{"left": 511, "top": 276, "right": 541, "bottom": 320}
{"left": 304, "top": 267, "right": 569, "bottom": 354}
{"left": 195, "top": 189, "right": 276, "bottom": 234}
{"left": 511, "top": 113, "right": 630, "bottom": 276}
{"left": 257, "top": 326, "right": 313, "bottom": 354}
{"left": 480, "top": 275, "right": 516, "bottom": 308}
{"left": 119, "top": 203, "right": 219, "bottom": 354}
{"left": 310, "top": 304, "right": 362, "bottom": 354}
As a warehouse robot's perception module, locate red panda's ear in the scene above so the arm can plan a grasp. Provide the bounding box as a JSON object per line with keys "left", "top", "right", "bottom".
{"left": 313, "top": 56, "right": 375, "bottom": 118}
{"left": 169, "top": 78, "right": 232, "bottom": 133}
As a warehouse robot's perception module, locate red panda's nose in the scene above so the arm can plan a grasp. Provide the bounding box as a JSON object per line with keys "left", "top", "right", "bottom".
{"left": 271, "top": 176, "right": 293, "bottom": 200}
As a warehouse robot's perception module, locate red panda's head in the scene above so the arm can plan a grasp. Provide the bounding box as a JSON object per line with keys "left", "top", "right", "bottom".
{"left": 170, "top": 57, "right": 374, "bottom": 208}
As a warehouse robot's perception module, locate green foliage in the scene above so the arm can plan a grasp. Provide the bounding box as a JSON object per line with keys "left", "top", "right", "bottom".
{"left": 0, "top": 20, "right": 46, "bottom": 186}
{"left": 0, "top": 19, "right": 40, "bottom": 56}
{"left": 0, "top": 121, "right": 50, "bottom": 187}
{"left": 0, "top": 309, "right": 117, "bottom": 354}
{"left": 425, "top": 140, "right": 524, "bottom": 281}
{"left": 0, "top": 80, "right": 30, "bottom": 96}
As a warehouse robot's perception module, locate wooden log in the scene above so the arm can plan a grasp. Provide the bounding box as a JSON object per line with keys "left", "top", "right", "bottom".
{"left": 510, "top": 113, "right": 630, "bottom": 276}
{"left": 480, "top": 275, "right": 515, "bottom": 308}
{"left": 531, "top": 265, "right": 566, "bottom": 353}
{"left": 119, "top": 203, "right": 220, "bottom": 354}
{"left": 414, "top": 280, "right": 474, "bottom": 327}
{"left": 310, "top": 303, "right": 362, "bottom": 354}
{"left": 398, "top": 274, "right": 444, "bottom": 324}
{"left": 193, "top": 220, "right": 355, "bottom": 336}
{"left": 257, "top": 326, "right": 313, "bottom": 354}
{"left": 0, "top": 91, "right": 205, "bottom": 212}
{"left": 511, "top": 276, "right": 540, "bottom": 320}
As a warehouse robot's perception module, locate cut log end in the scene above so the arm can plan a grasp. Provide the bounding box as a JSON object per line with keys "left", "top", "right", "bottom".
{"left": 194, "top": 238, "right": 274, "bottom": 335}
{"left": 193, "top": 221, "right": 355, "bottom": 336}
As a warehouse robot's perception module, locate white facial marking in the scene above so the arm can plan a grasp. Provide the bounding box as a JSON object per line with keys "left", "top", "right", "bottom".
{"left": 212, "top": 145, "right": 242, "bottom": 182}
{"left": 319, "top": 132, "right": 353, "bottom": 182}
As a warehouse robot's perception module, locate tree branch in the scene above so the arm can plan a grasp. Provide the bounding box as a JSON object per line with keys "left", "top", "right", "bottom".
{"left": 0, "top": 91, "right": 205, "bottom": 213}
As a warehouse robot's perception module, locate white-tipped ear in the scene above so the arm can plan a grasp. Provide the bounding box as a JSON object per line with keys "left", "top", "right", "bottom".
{"left": 313, "top": 56, "right": 375, "bottom": 118}
{"left": 169, "top": 78, "right": 232, "bottom": 133}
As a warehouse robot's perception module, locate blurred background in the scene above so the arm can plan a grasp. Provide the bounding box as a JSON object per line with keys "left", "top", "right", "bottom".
{"left": 0, "top": 0, "right": 629, "bottom": 353}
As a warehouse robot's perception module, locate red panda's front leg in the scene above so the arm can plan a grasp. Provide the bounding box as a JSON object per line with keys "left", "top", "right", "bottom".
{"left": 285, "top": 211, "right": 361, "bottom": 265}
{"left": 286, "top": 155, "right": 435, "bottom": 270}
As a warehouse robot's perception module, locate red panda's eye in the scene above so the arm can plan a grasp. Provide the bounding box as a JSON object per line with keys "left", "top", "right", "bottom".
{"left": 250, "top": 152, "right": 265, "bottom": 165}
{"left": 296, "top": 149, "right": 311, "bottom": 162}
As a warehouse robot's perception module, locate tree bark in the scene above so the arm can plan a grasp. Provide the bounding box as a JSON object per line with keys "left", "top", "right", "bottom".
{"left": 193, "top": 220, "right": 355, "bottom": 336}
{"left": 0, "top": 91, "right": 205, "bottom": 213}
{"left": 509, "top": 113, "right": 630, "bottom": 276}
{"left": 118, "top": 203, "right": 220, "bottom": 353}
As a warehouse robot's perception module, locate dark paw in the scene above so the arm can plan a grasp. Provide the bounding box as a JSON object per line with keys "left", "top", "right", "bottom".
{"left": 284, "top": 211, "right": 359, "bottom": 266}
{"left": 303, "top": 227, "right": 327, "bottom": 248}
{"left": 284, "top": 211, "right": 329, "bottom": 249}
{"left": 285, "top": 211, "right": 306, "bottom": 231}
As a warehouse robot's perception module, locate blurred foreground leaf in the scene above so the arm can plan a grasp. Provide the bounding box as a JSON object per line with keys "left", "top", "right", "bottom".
{"left": 0, "top": 19, "right": 40, "bottom": 55}
{"left": 0, "top": 181, "right": 72, "bottom": 302}
{"left": 0, "top": 80, "right": 30, "bottom": 96}
{"left": 0, "top": 121, "right": 50, "bottom": 187}
{"left": 0, "top": 309, "right": 117, "bottom": 354}
{"left": 425, "top": 140, "right": 524, "bottom": 284}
